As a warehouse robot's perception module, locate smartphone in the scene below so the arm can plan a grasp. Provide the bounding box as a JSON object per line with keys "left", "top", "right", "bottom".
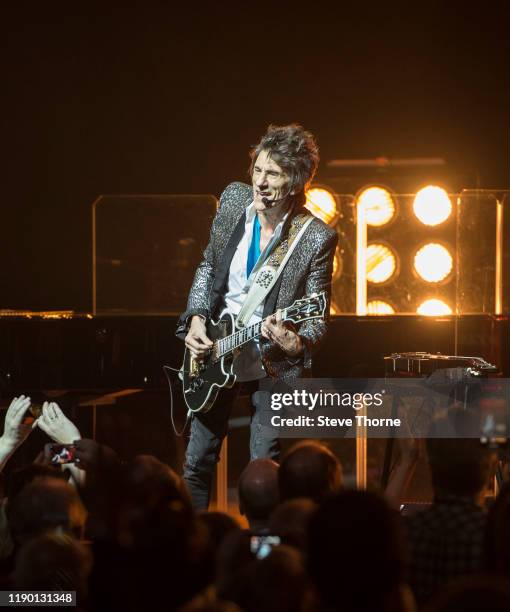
{"left": 250, "top": 535, "right": 281, "bottom": 560}
{"left": 49, "top": 444, "right": 76, "bottom": 465}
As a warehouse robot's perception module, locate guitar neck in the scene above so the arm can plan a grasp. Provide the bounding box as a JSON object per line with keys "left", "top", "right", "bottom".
{"left": 215, "top": 310, "right": 287, "bottom": 358}
{"left": 212, "top": 292, "right": 326, "bottom": 360}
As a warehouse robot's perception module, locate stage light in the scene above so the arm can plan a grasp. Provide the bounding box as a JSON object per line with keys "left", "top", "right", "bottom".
{"left": 305, "top": 187, "right": 339, "bottom": 225}
{"left": 413, "top": 186, "right": 452, "bottom": 226}
{"left": 356, "top": 186, "right": 395, "bottom": 227}
{"left": 417, "top": 298, "right": 452, "bottom": 316}
{"left": 367, "top": 300, "right": 395, "bottom": 315}
{"left": 366, "top": 243, "right": 397, "bottom": 284}
{"left": 414, "top": 243, "right": 453, "bottom": 283}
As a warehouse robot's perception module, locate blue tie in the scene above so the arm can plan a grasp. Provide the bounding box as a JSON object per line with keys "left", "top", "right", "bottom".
{"left": 247, "top": 214, "right": 261, "bottom": 278}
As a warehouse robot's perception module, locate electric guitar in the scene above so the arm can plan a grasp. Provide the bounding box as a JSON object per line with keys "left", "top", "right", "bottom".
{"left": 181, "top": 292, "right": 327, "bottom": 413}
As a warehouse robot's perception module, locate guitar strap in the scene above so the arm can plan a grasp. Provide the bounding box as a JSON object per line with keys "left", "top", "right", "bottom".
{"left": 236, "top": 213, "right": 314, "bottom": 329}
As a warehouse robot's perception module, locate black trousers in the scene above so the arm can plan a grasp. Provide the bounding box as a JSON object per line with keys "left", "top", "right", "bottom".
{"left": 182, "top": 381, "right": 280, "bottom": 510}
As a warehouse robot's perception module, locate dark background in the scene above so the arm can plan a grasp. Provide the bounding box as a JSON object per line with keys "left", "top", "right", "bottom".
{"left": 4, "top": 2, "right": 510, "bottom": 312}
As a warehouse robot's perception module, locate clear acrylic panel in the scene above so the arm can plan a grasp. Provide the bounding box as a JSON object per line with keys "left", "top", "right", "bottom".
{"left": 92, "top": 194, "right": 218, "bottom": 314}
{"left": 456, "top": 191, "right": 499, "bottom": 314}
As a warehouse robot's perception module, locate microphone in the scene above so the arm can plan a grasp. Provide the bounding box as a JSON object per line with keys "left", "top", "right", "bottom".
{"left": 261, "top": 195, "right": 286, "bottom": 207}
{"left": 261, "top": 187, "right": 291, "bottom": 207}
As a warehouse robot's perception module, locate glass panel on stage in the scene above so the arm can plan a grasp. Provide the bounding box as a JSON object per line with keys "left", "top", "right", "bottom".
{"left": 456, "top": 191, "right": 499, "bottom": 315}
{"left": 92, "top": 194, "right": 218, "bottom": 314}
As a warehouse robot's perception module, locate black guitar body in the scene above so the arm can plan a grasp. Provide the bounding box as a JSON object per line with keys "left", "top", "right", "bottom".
{"left": 182, "top": 313, "right": 237, "bottom": 413}
{"left": 178, "top": 292, "right": 326, "bottom": 415}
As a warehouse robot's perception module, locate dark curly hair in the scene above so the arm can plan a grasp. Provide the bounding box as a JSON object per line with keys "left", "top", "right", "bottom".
{"left": 249, "top": 124, "right": 320, "bottom": 206}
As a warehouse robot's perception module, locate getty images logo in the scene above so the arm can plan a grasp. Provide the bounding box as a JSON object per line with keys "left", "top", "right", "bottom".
{"left": 270, "top": 389, "right": 384, "bottom": 411}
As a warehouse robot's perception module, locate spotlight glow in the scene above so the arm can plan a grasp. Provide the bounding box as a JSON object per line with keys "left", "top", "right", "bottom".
{"left": 413, "top": 186, "right": 452, "bottom": 226}
{"left": 366, "top": 243, "right": 397, "bottom": 284}
{"left": 414, "top": 243, "right": 453, "bottom": 283}
{"left": 417, "top": 298, "right": 453, "bottom": 316}
{"left": 305, "top": 188, "right": 338, "bottom": 225}
{"left": 367, "top": 300, "right": 395, "bottom": 315}
{"left": 357, "top": 186, "right": 395, "bottom": 227}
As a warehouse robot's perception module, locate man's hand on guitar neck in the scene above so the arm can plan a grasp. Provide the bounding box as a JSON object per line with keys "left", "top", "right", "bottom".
{"left": 261, "top": 309, "right": 304, "bottom": 358}
{"left": 185, "top": 315, "right": 213, "bottom": 360}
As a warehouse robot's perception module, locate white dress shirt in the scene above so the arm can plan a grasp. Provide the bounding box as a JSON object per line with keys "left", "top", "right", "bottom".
{"left": 222, "top": 202, "right": 288, "bottom": 381}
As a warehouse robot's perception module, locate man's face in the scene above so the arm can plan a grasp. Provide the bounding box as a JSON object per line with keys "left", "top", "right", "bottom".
{"left": 252, "top": 150, "right": 291, "bottom": 212}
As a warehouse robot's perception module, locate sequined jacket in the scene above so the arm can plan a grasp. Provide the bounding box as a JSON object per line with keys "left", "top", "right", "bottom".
{"left": 176, "top": 182, "right": 338, "bottom": 380}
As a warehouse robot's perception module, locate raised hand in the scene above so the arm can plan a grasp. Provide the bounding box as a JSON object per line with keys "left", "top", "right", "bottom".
{"left": 37, "top": 401, "right": 81, "bottom": 444}
{"left": 2, "top": 395, "right": 35, "bottom": 449}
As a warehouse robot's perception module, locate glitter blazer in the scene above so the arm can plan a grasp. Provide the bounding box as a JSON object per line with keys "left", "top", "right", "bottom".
{"left": 176, "top": 182, "right": 338, "bottom": 380}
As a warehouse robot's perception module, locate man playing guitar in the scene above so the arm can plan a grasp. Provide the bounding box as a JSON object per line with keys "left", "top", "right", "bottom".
{"left": 177, "top": 124, "right": 337, "bottom": 509}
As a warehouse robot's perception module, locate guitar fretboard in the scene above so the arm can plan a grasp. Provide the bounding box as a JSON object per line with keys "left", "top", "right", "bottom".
{"left": 215, "top": 310, "right": 287, "bottom": 359}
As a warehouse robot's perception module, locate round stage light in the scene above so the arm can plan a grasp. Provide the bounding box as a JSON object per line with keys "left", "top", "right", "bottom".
{"left": 413, "top": 186, "right": 452, "bottom": 226}
{"left": 414, "top": 243, "right": 453, "bottom": 283}
{"left": 417, "top": 298, "right": 453, "bottom": 316}
{"left": 366, "top": 243, "right": 397, "bottom": 284}
{"left": 367, "top": 300, "right": 395, "bottom": 315}
{"left": 356, "top": 186, "right": 396, "bottom": 227}
{"left": 305, "top": 187, "right": 338, "bottom": 226}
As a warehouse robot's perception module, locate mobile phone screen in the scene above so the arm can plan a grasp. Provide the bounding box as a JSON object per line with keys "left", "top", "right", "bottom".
{"left": 250, "top": 535, "right": 281, "bottom": 559}
{"left": 50, "top": 444, "right": 76, "bottom": 465}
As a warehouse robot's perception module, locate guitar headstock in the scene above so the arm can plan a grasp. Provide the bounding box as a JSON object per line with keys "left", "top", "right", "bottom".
{"left": 284, "top": 292, "right": 327, "bottom": 324}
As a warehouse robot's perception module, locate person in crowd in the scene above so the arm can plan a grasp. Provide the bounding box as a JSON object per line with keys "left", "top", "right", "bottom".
{"left": 404, "top": 437, "right": 496, "bottom": 605}
{"left": 13, "top": 533, "right": 92, "bottom": 609}
{"left": 278, "top": 440, "right": 342, "bottom": 504}
{"left": 197, "top": 511, "right": 241, "bottom": 551}
{"left": 70, "top": 438, "right": 122, "bottom": 540}
{"left": 0, "top": 474, "right": 87, "bottom": 582}
{"left": 485, "top": 481, "right": 510, "bottom": 574}
{"left": 217, "top": 526, "right": 313, "bottom": 611}
{"left": 216, "top": 530, "right": 255, "bottom": 606}
{"left": 308, "top": 490, "right": 413, "bottom": 612}
{"left": 269, "top": 497, "right": 317, "bottom": 553}
{"left": 242, "top": 545, "right": 310, "bottom": 612}
{"left": 238, "top": 458, "right": 279, "bottom": 532}
{"left": 424, "top": 575, "right": 510, "bottom": 612}
{"left": 8, "top": 476, "right": 87, "bottom": 546}
{"left": 89, "top": 456, "right": 210, "bottom": 611}
{"left": 0, "top": 464, "right": 68, "bottom": 563}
